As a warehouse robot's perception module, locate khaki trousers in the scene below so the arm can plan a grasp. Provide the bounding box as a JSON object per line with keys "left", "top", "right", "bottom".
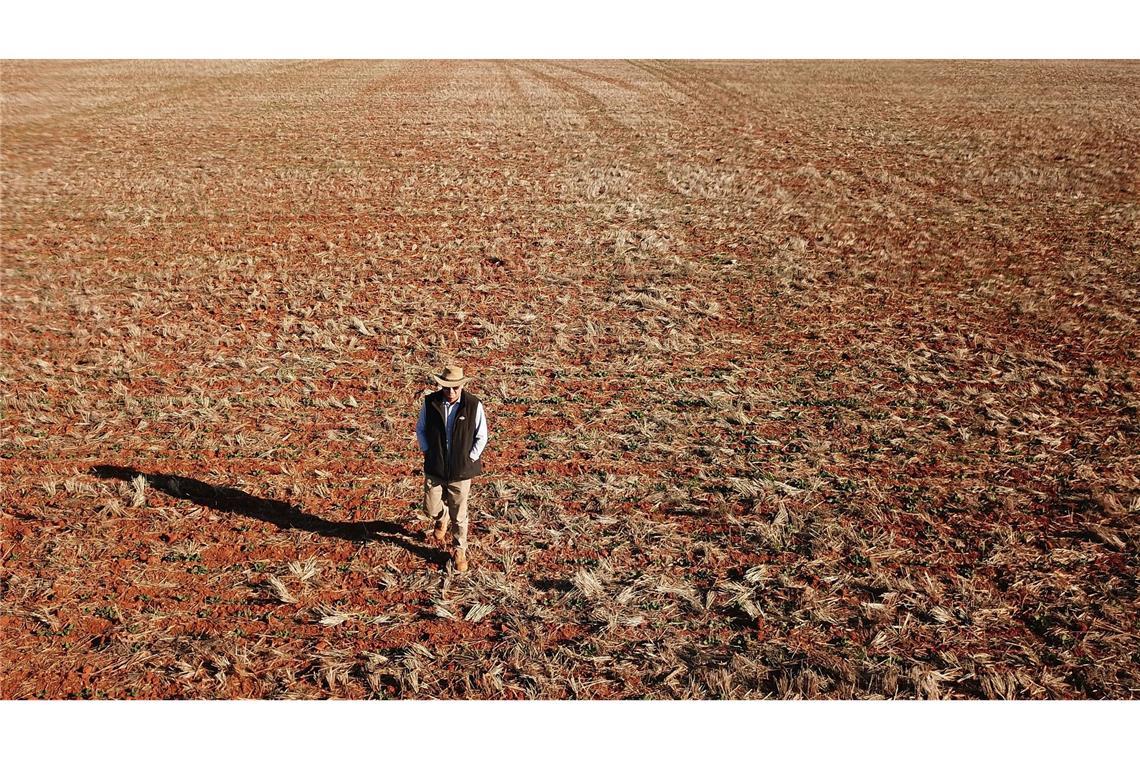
{"left": 423, "top": 475, "right": 471, "bottom": 551}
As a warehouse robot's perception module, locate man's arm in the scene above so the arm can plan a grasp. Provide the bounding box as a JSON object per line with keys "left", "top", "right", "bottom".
{"left": 470, "top": 401, "right": 489, "bottom": 460}
{"left": 415, "top": 400, "right": 429, "bottom": 453}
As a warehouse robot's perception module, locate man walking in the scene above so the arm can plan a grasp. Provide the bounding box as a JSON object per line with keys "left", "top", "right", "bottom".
{"left": 415, "top": 365, "right": 489, "bottom": 572}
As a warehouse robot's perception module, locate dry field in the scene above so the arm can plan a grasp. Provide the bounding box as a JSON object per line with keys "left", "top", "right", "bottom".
{"left": 1, "top": 60, "right": 1138, "bottom": 699}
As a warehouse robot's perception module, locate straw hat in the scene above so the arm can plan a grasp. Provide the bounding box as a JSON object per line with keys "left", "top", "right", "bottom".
{"left": 431, "top": 365, "right": 472, "bottom": 388}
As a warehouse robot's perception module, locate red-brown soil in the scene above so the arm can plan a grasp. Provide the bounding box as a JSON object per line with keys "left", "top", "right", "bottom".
{"left": 1, "top": 60, "right": 1137, "bottom": 698}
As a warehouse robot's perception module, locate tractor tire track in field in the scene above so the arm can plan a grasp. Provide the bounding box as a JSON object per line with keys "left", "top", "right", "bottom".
{"left": 505, "top": 60, "right": 796, "bottom": 294}
{"left": 503, "top": 60, "right": 766, "bottom": 343}
{"left": 544, "top": 61, "right": 851, "bottom": 289}
{"left": 626, "top": 59, "right": 762, "bottom": 130}
{"left": 546, "top": 60, "right": 820, "bottom": 240}
{"left": 545, "top": 61, "right": 648, "bottom": 97}
{"left": 508, "top": 61, "right": 761, "bottom": 227}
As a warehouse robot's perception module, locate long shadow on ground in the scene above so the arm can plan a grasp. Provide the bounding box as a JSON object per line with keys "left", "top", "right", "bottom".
{"left": 91, "top": 464, "right": 448, "bottom": 567}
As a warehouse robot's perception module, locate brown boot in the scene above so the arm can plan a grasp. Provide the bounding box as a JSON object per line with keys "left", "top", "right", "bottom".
{"left": 453, "top": 548, "right": 468, "bottom": 573}
{"left": 426, "top": 519, "right": 447, "bottom": 542}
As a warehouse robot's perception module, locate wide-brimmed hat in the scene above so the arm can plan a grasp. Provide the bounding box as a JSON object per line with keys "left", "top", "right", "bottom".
{"left": 431, "top": 365, "right": 472, "bottom": 388}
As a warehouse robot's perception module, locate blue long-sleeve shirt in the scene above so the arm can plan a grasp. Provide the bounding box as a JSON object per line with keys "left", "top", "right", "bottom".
{"left": 416, "top": 392, "right": 489, "bottom": 460}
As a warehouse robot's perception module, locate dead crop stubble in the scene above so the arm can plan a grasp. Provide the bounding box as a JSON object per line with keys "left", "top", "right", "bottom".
{"left": 1, "top": 60, "right": 1138, "bottom": 699}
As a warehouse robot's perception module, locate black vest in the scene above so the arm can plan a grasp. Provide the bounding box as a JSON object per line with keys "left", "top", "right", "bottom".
{"left": 422, "top": 390, "right": 484, "bottom": 482}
